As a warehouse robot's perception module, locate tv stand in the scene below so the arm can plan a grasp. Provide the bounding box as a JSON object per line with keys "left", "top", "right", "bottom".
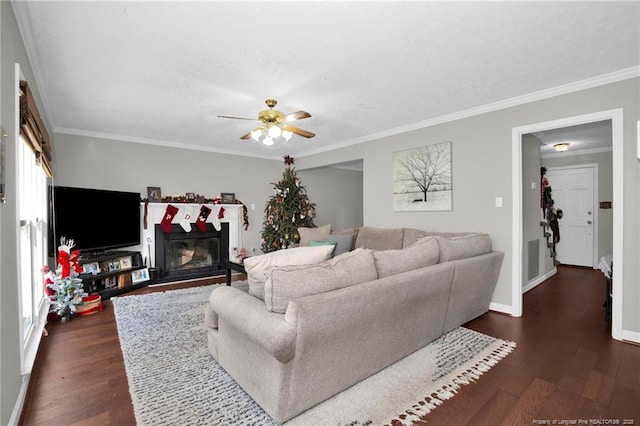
{"left": 78, "top": 251, "right": 150, "bottom": 300}
{"left": 82, "top": 249, "right": 129, "bottom": 258}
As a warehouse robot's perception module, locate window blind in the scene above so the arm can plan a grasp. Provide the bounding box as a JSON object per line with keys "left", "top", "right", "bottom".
{"left": 19, "top": 80, "right": 53, "bottom": 177}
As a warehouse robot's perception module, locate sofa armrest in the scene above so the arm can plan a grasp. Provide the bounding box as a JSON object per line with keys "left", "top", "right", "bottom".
{"left": 210, "top": 286, "right": 297, "bottom": 363}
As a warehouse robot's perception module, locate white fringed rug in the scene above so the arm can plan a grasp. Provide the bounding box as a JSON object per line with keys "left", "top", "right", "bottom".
{"left": 113, "top": 284, "right": 515, "bottom": 426}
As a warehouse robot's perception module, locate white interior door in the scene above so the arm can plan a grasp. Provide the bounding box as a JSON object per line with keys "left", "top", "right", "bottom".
{"left": 546, "top": 166, "right": 595, "bottom": 267}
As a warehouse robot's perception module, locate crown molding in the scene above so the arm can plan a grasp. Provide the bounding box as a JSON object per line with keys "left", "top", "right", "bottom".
{"left": 297, "top": 67, "right": 640, "bottom": 158}
{"left": 53, "top": 127, "right": 283, "bottom": 161}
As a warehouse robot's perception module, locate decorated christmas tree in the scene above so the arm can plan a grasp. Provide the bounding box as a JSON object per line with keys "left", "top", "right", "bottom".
{"left": 261, "top": 155, "right": 317, "bottom": 252}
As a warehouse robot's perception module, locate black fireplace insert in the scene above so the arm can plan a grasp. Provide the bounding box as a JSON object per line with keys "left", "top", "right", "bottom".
{"left": 154, "top": 223, "right": 229, "bottom": 283}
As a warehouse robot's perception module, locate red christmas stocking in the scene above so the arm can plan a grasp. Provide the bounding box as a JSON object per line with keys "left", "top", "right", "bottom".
{"left": 196, "top": 205, "right": 212, "bottom": 232}
{"left": 161, "top": 204, "right": 179, "bottom": 233}
{"left": 218, "top": 206, "right": 225, "bottom": 219}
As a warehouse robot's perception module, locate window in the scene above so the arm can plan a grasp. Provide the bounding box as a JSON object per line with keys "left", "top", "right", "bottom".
{"left": 17, "top": 76, "right": 52, "bottom": 374}
{"left": 18, "top": 135, "right": 49, "bottom": 373}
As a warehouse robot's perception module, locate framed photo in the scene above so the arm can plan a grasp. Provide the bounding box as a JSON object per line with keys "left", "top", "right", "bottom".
{"left": 221, "top": 192, "right": 236, "bottom": 204}
{"left": 132, "top": 267, "right": 150, "bottom": 284}
{"left": 83, "top": 262, "right": 100, "bottom": 275}
{"left": 186, "top": 192, "right": 195, "bottom": 202}
{"left": 393, "top": 141, "right": 452, "bottom": 212}
{"left": 108, "top": 261, "right": 120, "bottom": 272}
{"left": 104, "top": 276, "right": 117, "bottom": 289}
{"left": 119, "top": 256, "right": 132, "bottom": 269}
{"left": 147, "top": 186, "right": 162, "bottom": 202}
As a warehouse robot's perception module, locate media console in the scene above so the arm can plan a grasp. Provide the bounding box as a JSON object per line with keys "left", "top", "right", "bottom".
{"left": 78, "top": 250, "right": 150, "bottom": 300}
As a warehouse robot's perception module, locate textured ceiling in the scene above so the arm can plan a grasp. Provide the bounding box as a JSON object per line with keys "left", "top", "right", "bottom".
{"left": 12, "top": 1, "right": 640, "bottom": 160}
{"left": 534, "top": 120, "right": 613, "bottom": 157}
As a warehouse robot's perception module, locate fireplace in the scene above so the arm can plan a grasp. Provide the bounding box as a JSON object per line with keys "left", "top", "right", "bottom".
{"left": 154, "top": 223, "right": 229, "bottom": 283}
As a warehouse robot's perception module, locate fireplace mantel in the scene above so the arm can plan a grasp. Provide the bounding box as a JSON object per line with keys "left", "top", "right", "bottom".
{"left": 141, "top": 203, "right": 242, "bottom": 271}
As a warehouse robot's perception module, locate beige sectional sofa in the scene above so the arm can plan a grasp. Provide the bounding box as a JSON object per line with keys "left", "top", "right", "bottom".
{"left": 204, "top": 226, "right": 504, "bottom": 423}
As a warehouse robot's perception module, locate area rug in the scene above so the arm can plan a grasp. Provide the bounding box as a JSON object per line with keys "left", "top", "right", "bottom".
{"left": 113, "top": 284, "right": 515, "bottom": 425}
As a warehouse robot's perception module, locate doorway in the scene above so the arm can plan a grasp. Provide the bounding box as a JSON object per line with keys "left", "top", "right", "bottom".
{"left": 511, "top": 108, "right": 623, "bottom": 341}
{"left": 546, "top": 165, "right": 597, "bottom": 267}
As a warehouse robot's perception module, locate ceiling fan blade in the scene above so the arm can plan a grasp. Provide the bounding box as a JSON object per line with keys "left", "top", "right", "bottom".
{"left": 282, "top": 124, "right": 315, "bottom": 139}
{"left": 217, "top": 115, "right": 258, "bottom": 121}
{"left": 284, "top": 111, "right": 312, "bottom": 122}
{"left": 240, "top": 126, "right": 265, "bottom": 140}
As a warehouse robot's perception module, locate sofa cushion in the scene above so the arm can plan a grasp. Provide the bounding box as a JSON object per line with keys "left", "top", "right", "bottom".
{"left": 298, "top": 224, "right": 331, "bottom": 247}
{"left": 244, "top": 245, "right": 335, "bottom": 300}
{"left": 263, "top": 248, "right": 377, "bottom": 313}
{"left": 437, "top": 233, "right": 492, "bottom": 262}
{"left": 324, "top": 234, "right": 353, "bottom": 256}
{"left": 373, "top": 236, "right": 440, "bottom": 278}
{"left": 354, "top": 226, "right": 404, "bottom": 250}
{"left": 402, "top": 228, "right": 431, "bottom": 248}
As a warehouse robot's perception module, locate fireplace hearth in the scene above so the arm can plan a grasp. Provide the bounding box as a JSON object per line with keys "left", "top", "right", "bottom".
{"left": 154, "top": 223, "right": 229, "bottom": 283}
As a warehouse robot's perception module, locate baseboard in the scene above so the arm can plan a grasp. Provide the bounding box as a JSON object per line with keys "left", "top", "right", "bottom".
{"left": 8, "top": 374, "right": 30, "bottom": 426}
{"left": 621, "top": 329, "right": 640, "bottom": 344}
{"left": 489, "top": 302, "right": 513, "bottom": 315}
{"left": 523, "top": 268, "right": 557, "bottom": 294}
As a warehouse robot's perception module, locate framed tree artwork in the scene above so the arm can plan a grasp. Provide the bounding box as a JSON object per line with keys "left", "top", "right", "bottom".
{"left": 393, "top": 141, "right": 452, "bottom": 212}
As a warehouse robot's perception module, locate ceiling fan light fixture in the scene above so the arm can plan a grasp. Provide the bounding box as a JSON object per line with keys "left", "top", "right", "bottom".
{"left": 553, "top": 143, "right": 570, "bottom": 152}
{"left": 268, "top": 125, "right": 282, "bottom": 138}
{"left": 250, "top": 129, "right": 262, "bottom": 141}
{"left": 220, "top": 98, "right": 315, "bottom": 144}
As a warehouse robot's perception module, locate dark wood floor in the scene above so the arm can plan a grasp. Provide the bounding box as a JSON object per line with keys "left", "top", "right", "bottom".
{"left": 19, "top": 267, "right": 640, "bottom": 425}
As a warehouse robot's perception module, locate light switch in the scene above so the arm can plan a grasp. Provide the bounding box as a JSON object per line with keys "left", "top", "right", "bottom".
{"left": 531, "top": 182, "right": 537, "bottom": 189}
{"left": 495, "top": 197, "right": 503, "bottom": 208}
{"left": 250, "top": 203, "right": 255, "bottom": 210}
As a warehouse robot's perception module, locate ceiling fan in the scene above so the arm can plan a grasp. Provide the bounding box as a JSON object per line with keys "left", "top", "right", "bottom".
{"left": 218, "top": 99, "right": 315, "bottom": 145}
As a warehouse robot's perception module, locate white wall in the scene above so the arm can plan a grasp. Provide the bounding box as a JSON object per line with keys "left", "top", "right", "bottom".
{"left": 298, "top": 167, "right": 363, "bottom": 230}
{"left": 296, "top": 78, "right": 640, "bottom": 336}
{"left": 51, "top": 134, "right": 366, "bottom": 256}
{"left": 52, "top": 134, "right": 282, "bottom": 254}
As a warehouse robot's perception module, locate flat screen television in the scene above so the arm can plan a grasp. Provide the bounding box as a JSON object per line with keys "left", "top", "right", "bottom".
{"left": 50, "top": 186, "right": 141, "bottom": 256}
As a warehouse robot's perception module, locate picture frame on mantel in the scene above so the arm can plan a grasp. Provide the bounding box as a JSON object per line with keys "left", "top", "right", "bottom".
{"left": 221, "top": 192, "right": 236, "bottom": 204}
{"left": 147, "top": 186, "right": 162, "bottom": 202}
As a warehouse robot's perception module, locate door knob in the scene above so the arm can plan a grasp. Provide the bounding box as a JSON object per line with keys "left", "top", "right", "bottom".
{"left": 587, "top": 220, "right": 592, "bottom": 224}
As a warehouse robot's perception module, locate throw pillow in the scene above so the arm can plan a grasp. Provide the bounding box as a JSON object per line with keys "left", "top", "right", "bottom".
{"left": 331, "top": 227, "right": 359, "bottom": 250}
{"left": 324, "top": 234, "right": 353, "bottom": 256}
{"left": 263, "top": 248, "right": 378, "bottom": 313}
{"left": 373, "top": 236, "right": 440, "bottom": 278}
{"left": 244, "top": 245, "right": 335, "bottom": 300}
{"left": 298, "top": 224, "right": 331, "bottom": 247}
{"left": 309, "top": 240, "right": 337, "bottom": 256}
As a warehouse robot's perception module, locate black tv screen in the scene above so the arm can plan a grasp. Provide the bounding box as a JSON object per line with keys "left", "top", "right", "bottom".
{"left": 50, "top": 186, "right": 141, "bottom": 255}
